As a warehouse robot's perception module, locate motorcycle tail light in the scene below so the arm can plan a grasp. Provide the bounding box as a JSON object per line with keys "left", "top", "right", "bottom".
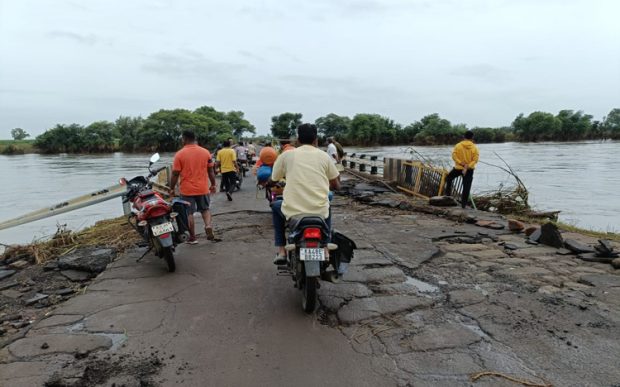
{"left": 138, "top": 220, "right": 148, "bottom": 226}
{"left": 303, "top": 228, "right": 321, "bottom": 240}
{"left": 159, "top": 233, "right": 170, "bottom": 239}
{"left": 305, "top": 241, "right": 319, "bottom": 248}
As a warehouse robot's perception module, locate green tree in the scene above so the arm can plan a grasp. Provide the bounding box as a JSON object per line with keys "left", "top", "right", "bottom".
{"left": 194, "top": 106, "right": 227, "bottom": 121}
{"left": 140, "top": 109, "right": 204, "bottom": 151}
{"left": 271, "top": 113, "right": 302, "bottom": 139}
{"left": 412, "top": 114, "right": 456, "bottom": 145}
{"left": 11, "top": 128, "right": 30, "bottom": 140}
{"left": 315, "top": 113, "right": 351, "bottom": 139}
{"left": 225, "top": 111, "right": 256, "bottom": 139}
{"left": 512, "top": 111, "right": 561, "bottom": 142}
{"left": 83, "top": 121, "right": 116, "bottom": 152}
{"left": 34, "top": 124, "right": 85, "bottom": 153}
{"left": 601, "top": 108, "right": 620, "bottom": 139}
{"left": 348, "top": 114, "right": 400, "bottom": 145}
{"left": 556, "top": 110, "right": 593, "bottom": 141}
{"left": 116, "top": 116, "right": 144, "bottom": 152}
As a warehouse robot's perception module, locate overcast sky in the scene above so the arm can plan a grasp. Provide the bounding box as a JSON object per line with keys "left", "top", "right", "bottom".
{"left": 1, "top": 0, "right": 619, "bottom": 138}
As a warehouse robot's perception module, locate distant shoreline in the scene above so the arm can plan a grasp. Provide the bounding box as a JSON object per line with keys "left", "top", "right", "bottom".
{"left": 2, "top": 138, "right": 619, "bottom": 156}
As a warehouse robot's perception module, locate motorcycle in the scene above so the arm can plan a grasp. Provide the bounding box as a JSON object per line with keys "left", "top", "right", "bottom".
{"left": 276, "top": 201, "right": 356, "bottom": 313}
{"left": 120, "top": 153, "right": 189, "bottom": 272}
{"left": 264, "top": 180, "right": 284, "bottom": 203}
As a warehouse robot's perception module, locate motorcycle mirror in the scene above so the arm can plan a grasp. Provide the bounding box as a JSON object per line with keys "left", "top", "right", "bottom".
{"left": 149, "top": 153, "right": 160, "bottom": 165}
{"left": 119, "top": 178, "right": 127, "bottom": 186}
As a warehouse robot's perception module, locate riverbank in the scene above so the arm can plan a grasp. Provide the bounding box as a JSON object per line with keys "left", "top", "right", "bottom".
{"left": 0, "top": 140, "right": 35, "bottom": 155}
{"left": 1, "top": 174, "right": 619, "bottom": 386}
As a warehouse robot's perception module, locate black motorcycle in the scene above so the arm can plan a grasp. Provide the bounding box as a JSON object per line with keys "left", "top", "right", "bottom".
{"left": 278, "top": 215, "right": 356, "bottom": 313}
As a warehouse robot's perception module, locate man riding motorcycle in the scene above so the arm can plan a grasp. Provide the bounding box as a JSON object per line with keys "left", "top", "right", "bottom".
{"left": 270, "top": 123, "right": 340, "bottom": 265}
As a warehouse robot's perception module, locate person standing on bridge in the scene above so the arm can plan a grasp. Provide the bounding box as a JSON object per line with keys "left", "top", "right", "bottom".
{"left": 444, "top": 130, "right": 479, "bottom": 209}
{"left": 216, "top": 140, "right": 238, "bottom": 201}
{"left": 169, "top": 130, "right": 217, "bottom": 244}
{"left": 326, "top": 137, "right": 339, "bottom": 165}
{"left": 271, "top": 124, "right": 340, "bottom": 265}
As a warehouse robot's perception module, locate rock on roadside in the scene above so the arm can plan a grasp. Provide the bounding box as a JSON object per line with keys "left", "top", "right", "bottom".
{"left": 57, "top": 247, "right": 115, "bottom": 274}
{"left": 429, "top": 196, "right": 458, "bottom": 207}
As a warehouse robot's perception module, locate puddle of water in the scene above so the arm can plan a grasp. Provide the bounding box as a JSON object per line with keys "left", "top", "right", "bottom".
{"left": 95, "top": 332, "right": 128, "bottom": 351}
{"left": 68, "top": 321, "right": 85, "bottom": 333}
{"left": 68, "top": 321, "right": 128, "bottom": 350}
{"left": 405, "top": 276, "right": 439, "bottom": 293}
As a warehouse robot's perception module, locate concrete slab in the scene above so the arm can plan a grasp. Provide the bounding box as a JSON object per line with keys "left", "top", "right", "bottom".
{"left": 407, "top": 323, "right": 482, "bottom": 351}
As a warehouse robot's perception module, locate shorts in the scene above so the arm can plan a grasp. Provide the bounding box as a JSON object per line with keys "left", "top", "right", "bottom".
{"left": 181, "top": 194, "right": 210, "bottom": 214}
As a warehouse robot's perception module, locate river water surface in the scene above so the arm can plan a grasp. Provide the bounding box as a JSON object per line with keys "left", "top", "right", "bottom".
{"left": 1, "top": 141, "right": 618, "bottom": 245}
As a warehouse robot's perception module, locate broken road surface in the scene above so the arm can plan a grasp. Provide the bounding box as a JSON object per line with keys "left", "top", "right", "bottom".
{"left": 2, "top": 175, "right": 620, "bottom": 386}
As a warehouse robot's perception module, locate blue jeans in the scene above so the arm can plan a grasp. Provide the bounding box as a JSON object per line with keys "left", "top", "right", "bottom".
{"left": 271, "top": 200, "right": 331, "bottom": 247}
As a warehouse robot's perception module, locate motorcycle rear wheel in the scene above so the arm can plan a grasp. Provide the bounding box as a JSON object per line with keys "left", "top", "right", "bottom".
{"left": 301, "top": 276, "right": 317, "bottom": 313}
{"left": 163, "top": 246, "right": 176, "bottom": 273}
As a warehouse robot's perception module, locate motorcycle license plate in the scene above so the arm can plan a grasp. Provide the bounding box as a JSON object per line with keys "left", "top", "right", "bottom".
{"left": 152, "top": 222, "right": 174, "bottom": 236}
{"left": 300, "top": 248, "right": 326, "bottom": 261}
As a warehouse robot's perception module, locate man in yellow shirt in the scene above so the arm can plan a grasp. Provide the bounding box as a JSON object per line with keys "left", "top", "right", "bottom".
{"left": 271, "top": 123, "right": 340, "bottom": 264}
{"left": 445, "top": 130, "right": 479, "bottom": 208}
{"left": 216, "top": 140, "right": 238, "bottom": 201}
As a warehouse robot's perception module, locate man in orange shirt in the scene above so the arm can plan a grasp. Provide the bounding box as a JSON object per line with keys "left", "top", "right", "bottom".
{"left": 169, "top": 131, "right": 217, "bottom": 244}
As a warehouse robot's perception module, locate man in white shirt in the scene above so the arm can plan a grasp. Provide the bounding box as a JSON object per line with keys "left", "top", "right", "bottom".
{"left": 326, "top": 137, "right": 339, "bottom": 164}
{"left": 271, "top": 124, "right": 340, "bottom": 264}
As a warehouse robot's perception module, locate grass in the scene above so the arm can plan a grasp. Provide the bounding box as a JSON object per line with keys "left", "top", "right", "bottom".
{"left": 510, "top": 214, "right": 620, "bottom": 241}
{"left": 555, "top": 221, "right": 620, "bottom": 241}
{"left": 0, "top": 139, "right": 36, "bottom": 154}
{"left": 0, "top": 216, "right": 142, "bottom": 264}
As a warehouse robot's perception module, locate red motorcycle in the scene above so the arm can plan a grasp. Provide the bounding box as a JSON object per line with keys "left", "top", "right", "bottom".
{"left": 120, "top": 153, "right": 188, "bottom": 272}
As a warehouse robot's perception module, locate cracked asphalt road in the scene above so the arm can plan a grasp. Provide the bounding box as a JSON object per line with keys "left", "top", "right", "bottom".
{"left": 0, "top": 178, "right": 393, "bottom": 386}
{"left": 2, "top": 174, "right": 620, "bottom": 387}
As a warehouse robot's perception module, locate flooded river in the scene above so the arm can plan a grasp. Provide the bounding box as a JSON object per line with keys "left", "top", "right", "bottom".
{"left": 1, "top": 141, "right": 618, "bottom": 244}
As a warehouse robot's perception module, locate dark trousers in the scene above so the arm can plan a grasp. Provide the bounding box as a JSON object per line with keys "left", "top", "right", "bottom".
{"left": 221, "top": 171, "right": 237, "bottom": 195}
{"left": 445, "top": 168, "right": 474, "bottom": 208}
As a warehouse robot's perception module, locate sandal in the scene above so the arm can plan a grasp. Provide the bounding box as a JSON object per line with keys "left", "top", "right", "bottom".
{"left": 273, "top": 254, "right": 287, "bottom": 265}
{"left": 205, "top": 226, "right": 215, "bottom": 240}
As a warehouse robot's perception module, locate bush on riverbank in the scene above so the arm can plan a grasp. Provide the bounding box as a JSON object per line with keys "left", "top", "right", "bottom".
{"left": 0, "top": 140, "right": 34, "bottom": 155}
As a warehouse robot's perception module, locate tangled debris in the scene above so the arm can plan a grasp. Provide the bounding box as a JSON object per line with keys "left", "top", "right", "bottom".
{"left": 45, "top": 351, "right": 166, "bottom": 387}
{"left": 1, "top": 217, "right": 141, "bottom": 265}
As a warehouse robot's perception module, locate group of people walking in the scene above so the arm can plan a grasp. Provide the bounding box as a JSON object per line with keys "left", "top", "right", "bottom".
{"left": 167, "top": 126, "right": 479, "bottom": 255}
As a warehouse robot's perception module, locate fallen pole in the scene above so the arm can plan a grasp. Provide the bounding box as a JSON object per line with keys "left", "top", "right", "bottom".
{"left": 0, "top": 184, "right": 126, "bottom": 231}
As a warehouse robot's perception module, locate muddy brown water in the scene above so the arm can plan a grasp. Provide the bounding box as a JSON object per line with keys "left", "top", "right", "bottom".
{"left": 1, "top": 140, "right": 618, "bottom": 245}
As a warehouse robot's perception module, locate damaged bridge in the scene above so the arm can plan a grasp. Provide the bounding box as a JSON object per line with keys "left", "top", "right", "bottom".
{"left": 1, "top": 173, "right": 620, "bottom": 386}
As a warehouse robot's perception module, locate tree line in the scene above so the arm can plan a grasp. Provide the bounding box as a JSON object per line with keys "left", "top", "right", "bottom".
{"left": 8, "top": 107, "right": 620, "bottom": 154}
{"left": 271, "top": 108, "right": 620, "bottom": 146}
{"left": 31, "top": 106, "right": 255, "bottom": 154}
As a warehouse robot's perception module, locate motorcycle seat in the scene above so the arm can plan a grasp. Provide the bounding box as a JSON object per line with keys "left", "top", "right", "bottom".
{"left": 138, "top": 189, "right": 156, "bottom": 198}
{"left": 287, "top": 214, "right": 328, "bottom": 231}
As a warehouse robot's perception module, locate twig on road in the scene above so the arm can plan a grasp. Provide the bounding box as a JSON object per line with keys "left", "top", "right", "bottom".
{"left": 470, "top": 371, "right": 552, "bottom": 387}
